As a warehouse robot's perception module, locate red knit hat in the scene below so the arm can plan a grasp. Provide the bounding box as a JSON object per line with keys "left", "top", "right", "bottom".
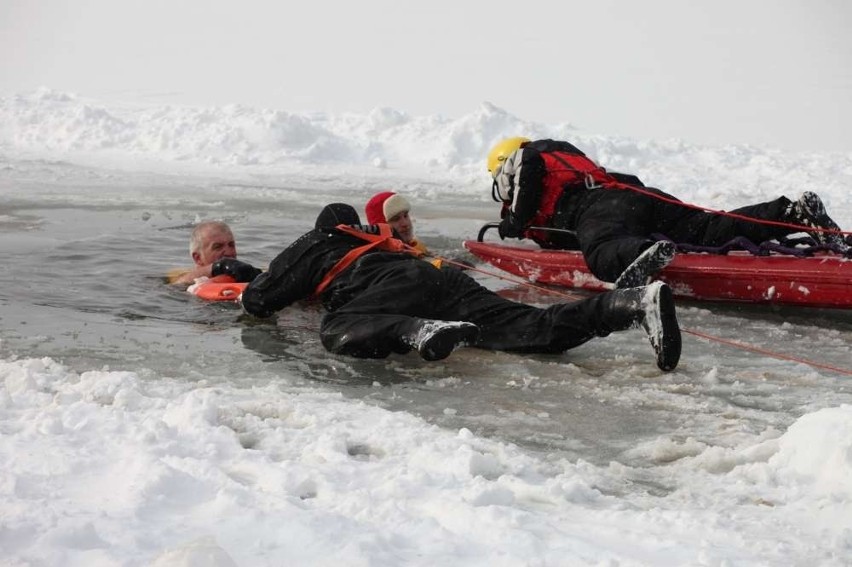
{"left": 365, "top": 191, "right": 411, "bottom": 224}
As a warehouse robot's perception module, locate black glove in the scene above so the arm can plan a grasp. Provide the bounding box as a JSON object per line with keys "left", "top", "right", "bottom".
{"left": 211, "top": 258, "right": 262, "bottom": 283}
{"left": 498, "top": 217, "right": 521, "bottom": 240}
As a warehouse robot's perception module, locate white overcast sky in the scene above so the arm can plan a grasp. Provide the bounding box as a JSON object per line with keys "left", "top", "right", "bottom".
{"left": 2, "top": 0, "right": 850, "bottom": 152}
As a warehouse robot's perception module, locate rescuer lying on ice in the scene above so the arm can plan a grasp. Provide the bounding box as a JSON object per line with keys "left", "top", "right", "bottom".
{"left": 488, "top": 137, "right": 852, "bottom": 288}
{"left": 239, "top": 203, "right": 682, "bottom": 371}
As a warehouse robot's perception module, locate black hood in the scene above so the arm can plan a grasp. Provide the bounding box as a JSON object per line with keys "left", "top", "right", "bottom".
{"left": 315, "top": 203, "right": 361, "bottom": 229}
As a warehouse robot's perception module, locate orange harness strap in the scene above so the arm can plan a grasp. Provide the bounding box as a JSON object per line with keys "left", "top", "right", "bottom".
{"left": 313, "top": 224, "right": 424, "bottom": 297}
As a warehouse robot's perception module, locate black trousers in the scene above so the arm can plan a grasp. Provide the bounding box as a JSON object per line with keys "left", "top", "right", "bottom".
{"left": 561, "top": 187, "right": 796, "bottom": 282}
{"left": 320, "top": 258, "right": 619, "bottom": 358}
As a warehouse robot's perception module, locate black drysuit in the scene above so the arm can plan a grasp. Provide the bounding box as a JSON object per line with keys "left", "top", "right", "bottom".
{"left": 497, "top": 139, "right": 803, "bottom": 283}
{"left": 240, "top": 222, "right": 637, "bottom": 359}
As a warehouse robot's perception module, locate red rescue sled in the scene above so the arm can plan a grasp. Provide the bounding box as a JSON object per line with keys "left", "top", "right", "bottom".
{"left": 464, "top": 240, "right": 852, "bottom": 309}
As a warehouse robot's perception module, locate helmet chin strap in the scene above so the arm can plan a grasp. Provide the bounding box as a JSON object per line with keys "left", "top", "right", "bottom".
{"left": 491, "top": 179, "right": 502, "bottom": 202}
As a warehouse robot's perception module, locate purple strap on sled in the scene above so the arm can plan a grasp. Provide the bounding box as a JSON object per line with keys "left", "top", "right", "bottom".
{"left": 650, "top": 234, "right": 844, "bottom": 258}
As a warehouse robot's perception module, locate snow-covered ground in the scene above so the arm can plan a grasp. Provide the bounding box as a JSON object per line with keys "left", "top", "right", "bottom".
{"left": 1, "top": 89, "right": 852, "bottom": 566}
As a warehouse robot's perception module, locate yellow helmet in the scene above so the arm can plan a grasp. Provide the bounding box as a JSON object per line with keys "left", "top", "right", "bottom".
{"left": 487, "top": 136, "right": 530, "bottom": 178}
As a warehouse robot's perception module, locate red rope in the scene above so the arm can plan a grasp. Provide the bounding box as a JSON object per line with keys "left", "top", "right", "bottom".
{"left": 439, "top": 257, "right": 852, "bottom": 378}
{"left": 441, "top": 258, "right": 587, "bottom": 300}
{"left": 683, "top": 328, "right": 852, "bottom": 377}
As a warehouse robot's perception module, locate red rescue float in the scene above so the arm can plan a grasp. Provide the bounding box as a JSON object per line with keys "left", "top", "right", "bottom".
{"left": 188, "top": 275, "right": 248, "bottom": 302}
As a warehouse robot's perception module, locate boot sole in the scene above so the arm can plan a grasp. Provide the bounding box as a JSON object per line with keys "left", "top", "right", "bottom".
{"left": 799, "top": 192, "right": 841, "bottom": 230}
{"left": 615, "top": 241, "right": 677, "bottom": 289}
{"left": 642, "top": 282, "right": 682, "bottom": 371}
{"left": 798, "top": 192, "right": 850, "bottom": 254}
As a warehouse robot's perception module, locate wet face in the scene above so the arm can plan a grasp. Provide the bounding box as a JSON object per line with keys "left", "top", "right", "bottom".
{"left": 387, "top": 210, "right": 414, "bottom": 244}
{"left": 193, "top": 226, "right": 237, "bottom": 266}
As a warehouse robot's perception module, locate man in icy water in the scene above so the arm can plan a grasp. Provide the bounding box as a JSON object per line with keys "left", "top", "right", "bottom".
{"left": 239, "top": 203, "right": 682, "bottom": 370}
{"left": 168, "top": 220, "right": 262, "bottom": 286}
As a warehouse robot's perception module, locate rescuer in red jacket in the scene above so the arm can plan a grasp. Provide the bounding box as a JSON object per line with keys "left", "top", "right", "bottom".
{"left": 488, "top": 137, "right": 850, "bottom": 287}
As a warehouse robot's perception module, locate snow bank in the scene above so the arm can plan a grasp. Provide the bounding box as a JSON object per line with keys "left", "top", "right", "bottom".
{"left": 2, "top": 356, "right": 852, "bottom": 565}
{"left": 4, "top": 88, "right": 851, "bottom": 218}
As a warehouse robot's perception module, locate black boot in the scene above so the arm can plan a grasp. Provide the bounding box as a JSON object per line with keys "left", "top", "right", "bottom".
{"left": 615, "top": 241, "right": 677, "bottom": 288}
{"left": 402, "top": 319, "right": 480, "bottom": 361}
{"left": 598, "top": 281, "right": 681, "bottom": 371}
{"left": 793, "top": 192, "right": 850, "bottom": 254}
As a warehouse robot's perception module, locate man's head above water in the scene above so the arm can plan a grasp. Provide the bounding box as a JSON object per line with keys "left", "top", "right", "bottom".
{"left": 189, "top": 221, "right": 237, "bottom": 266}
{"left": 365, "top": 191, "right": 415, "bottom": 243}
